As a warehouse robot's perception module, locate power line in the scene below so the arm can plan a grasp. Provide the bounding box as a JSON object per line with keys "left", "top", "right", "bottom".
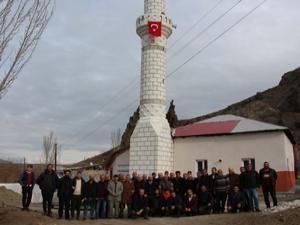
{"left": 64, "top": 1, "right": 230, "bottom": 144}
{"left": 168, "top": 0, "right": 224, "bottom": 50}
{"left": 63, "top": 76, "right": 139, "bottom": 144}
{"left": 167, "top": 0, "right": 268, "bottom": 79}
{"left": 168, "top": 0, "right": 243, "bottom": 61}
{"left": 64, "top": 97, "right": 139, "bottom": 148}
{"left": 64, "top": 0, "right": 267, "bottom": 148}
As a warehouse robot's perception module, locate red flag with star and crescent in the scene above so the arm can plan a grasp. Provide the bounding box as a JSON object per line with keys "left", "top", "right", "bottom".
{"left": 148, "top": 21, "right": 162, "bottom": 37}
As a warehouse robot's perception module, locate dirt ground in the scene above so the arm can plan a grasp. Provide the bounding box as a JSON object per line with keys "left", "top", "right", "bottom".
{"left": 1, "top": 186, "right": 300, "bottom": 225}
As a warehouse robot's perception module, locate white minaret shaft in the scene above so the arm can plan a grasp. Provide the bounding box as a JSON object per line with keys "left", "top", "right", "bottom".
{"left": 129, "top": 0, "right": 174, "bottom": 175}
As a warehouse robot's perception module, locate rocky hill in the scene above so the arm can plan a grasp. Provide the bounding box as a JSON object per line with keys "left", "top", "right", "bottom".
{"left": 175, "top": 67, "right": 300, "bottom": 174}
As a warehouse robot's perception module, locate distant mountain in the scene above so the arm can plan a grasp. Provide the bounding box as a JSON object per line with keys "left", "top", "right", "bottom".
{"left": 0, "top": 159, "right": 12, "bottom": 164}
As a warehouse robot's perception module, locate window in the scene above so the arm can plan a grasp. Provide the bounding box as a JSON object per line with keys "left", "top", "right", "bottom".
{"left": 197, "top": 160, "right": 208, "bottom": 172}
{"left": 242, "top": 158, "right": 255, "bottom": 170}
{"left": 117, "top": 164, "right": 129, "bottom": 173}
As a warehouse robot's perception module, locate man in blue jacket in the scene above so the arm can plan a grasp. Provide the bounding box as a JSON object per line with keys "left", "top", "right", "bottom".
{"left": 19, "top": 164, "right": 35, "bottom": 211}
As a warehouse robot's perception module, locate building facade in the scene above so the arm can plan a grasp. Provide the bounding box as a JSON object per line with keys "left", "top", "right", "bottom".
{"left": 111, "top": 115, "right": 296, "bottom": 192}
{"left": 174, "top": 115, "right": 296, "bottom": 192}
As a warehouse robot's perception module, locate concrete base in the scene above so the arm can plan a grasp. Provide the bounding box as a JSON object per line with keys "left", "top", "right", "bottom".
{"left": 129, "top": 116, "right": 173, "bottom": 175}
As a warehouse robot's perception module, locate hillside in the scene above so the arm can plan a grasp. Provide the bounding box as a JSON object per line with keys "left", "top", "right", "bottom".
{"left": 0, "top": 159, "right": 12, "bottom": 164}
{"left": 0, "top": 164, "right": 45, "bottom": 183}
{"left": 74, "top": 67, "right": 300, "bottom": 173}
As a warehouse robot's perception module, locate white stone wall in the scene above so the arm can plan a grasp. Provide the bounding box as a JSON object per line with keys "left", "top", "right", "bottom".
{"left": 174, "top": 131, "right": 295, "bottom": 174}
{"left": 130, "top": 0, "right": 173, "bottom": 175}
{"left": 144, "top": 0, "right": 166, "bottom": 15}
{"left": 130, "top": 117, "right": 173, "bottom": 174}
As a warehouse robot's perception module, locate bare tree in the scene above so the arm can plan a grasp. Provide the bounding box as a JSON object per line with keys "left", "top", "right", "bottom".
{"left": 0, "top": 0, "right": 55, "bottom": 99}
{"left": 42, "top": 131, "right": 57, "bottom": 165}
{"left": 111, "top": 128, "right": 121, "bottom": 149}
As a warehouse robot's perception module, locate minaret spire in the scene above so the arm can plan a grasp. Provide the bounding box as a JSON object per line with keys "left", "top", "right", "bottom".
{"left": 129, "top": 0, "right": 175, "bottom": 174}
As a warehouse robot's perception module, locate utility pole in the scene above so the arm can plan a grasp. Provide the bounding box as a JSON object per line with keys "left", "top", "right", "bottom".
{"left": 23, "top": 157, "right": 26, "bottom": 170}
{"left": 54, "top": 143, "right": 57, "bottom": 171}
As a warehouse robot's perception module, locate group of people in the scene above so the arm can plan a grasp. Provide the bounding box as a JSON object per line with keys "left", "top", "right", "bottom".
{"left": 19, "top": 162, "right": 278, "bottom": 220}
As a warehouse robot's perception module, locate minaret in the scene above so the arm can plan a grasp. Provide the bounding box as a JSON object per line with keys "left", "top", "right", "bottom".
{"left": 129, "top": 0, "right": 175, "bottom": 174}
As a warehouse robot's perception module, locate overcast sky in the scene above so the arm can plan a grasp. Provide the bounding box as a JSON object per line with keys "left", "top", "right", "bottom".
{"left": 0, "top": 0, "right": 299, "bottom": 164}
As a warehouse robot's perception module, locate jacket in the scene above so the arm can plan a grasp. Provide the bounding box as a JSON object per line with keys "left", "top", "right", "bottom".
{"left": 107, "top": 180, "right": 123, "bottom": 201}
{"left": 36, "top": 169, "right": 58, "bottom": 193}
{"left": 97, "top": 180, "right": 108, "bottom": 199}
{"left": 150, "top": 195, "right": 163, "bottom": 210}
{"left": 83, "top": 180, "right": 97, "bottom": 199}
{"left": 134, "top": 180, "right": 145, "bottom": 195}
{"left": 259, "top": 168, "right": 277, "bottom": 188}
{"left": 214, "top": 175, "right": 230, "bottom": 193}
{"left": 182, "top": 179, "right": 195, "bottom": 193}
{"left": 133, "top": 195, "right": 148, "bottom": 211}
{"left": 228, "top": 192, "right": 244, "bottom": 207}
{"left": 208, "top": 174, "right": 217, "bottom": 193}
{"left": 196, "top": 175, "right": 210, "bottom": 192}
{"left": 198, "top": 191, "right": 213, "bottom": 207}
{"left": 169, "top": 195, "right": 182, "bottom": 207}
{"left": 159, "top": 179, "right": 173, "bottom": 192}
{"left": 227, "top": 173, "right": 240, "bottom": 191}
{"left": 240, "top": 170, "right": 260, "bottom": 189}
{"left": 172, "top": 177, "right": 183, "bottom": 195}
{"left": 145, "top": 181, "right": 156, "bottom": 198}
{"left": 19, "top": 171, "right": 35, "bottom": 188}
{"left": 57, "top": 176, "right": 73, "bottom": 199}
{"left": 122, "top": 180, "right": 134, "bottom": 204}
{"left": 184, "top": 195, "right": 197, "bottom": 210}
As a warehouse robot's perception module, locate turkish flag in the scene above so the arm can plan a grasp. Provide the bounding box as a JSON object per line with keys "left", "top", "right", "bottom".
{"left": 148, "top": 21, "right": 162, "bottom": 37}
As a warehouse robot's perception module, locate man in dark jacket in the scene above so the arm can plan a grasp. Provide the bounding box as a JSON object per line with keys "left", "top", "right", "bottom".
{"left": 227, "top": 186, "right": 244, "bottom": 213}
{"left": 184, "top": 189, "right": 197, "bottom": 216}
{"left": 198, "top": 185, "right": 213, "bottom": 215}
{"left": 172, "top": 171, "right": 183, "bottom": 198}
{"left": 19, "top": 164, "right": 35, "bottom": 211}
{"left": 96, "top": 174, "right": 108, "bottom": 219}
{"left": 240, "top": 164, "right": 260, "bottom": 212}
{"left": 150, "top": 189, "right": 163, "bottom": 217}
{"left": 145, "top": 176, "right": 156, "bottom": 200}
{"left": 134, "top": 175, "right": 146, "bottom": 196}
{"left": 209, "top": 167, "right": 218, "bottom": 213}
{"left": 227, "top": 167, "right": 240, "bottom": 211}
{"left": 169, "top": 191, "right": 182, "bottom": 217}
{"left": 36, "top": 164, "right": 58, "bottom": 217}
{"left": 214, "top": 169, "right": 230, "bottom": 213}
{"left": 83, "top": 175, "right": 97, "bottom": 220}
{"left": 259, "top": 162, "right": 278, "bottom": 208}
{"left": 182, "top": 172, "right": 195, "bottom": 194}
{"left": 132, "top": 188, "right": 149, "bottom": 219}
{"left": 71, "top": 171, "right": 84, "bottom": 220}
{"left": 57, "top": 170, "right": 73, "bottom": 219}
{"left": 196, "top": 169, "right": 210, "bottom": 192}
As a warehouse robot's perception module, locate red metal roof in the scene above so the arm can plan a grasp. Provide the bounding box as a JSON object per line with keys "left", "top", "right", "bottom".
{"left": 174, "top": 120, "right": 240, "bottom": 138}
